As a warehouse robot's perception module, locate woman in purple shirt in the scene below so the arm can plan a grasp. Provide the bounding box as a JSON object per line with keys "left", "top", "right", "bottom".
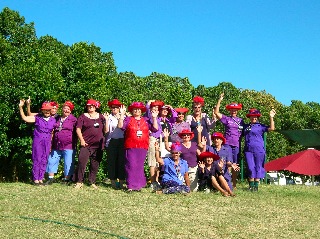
{"left": 19, "top": 100, "right": 56, "bottom": 186}
{"left": 73, "top": 99, "right": 108, "bottom": 189}
{"left": 243, "top": 108, "right": 276, "bottom": 192}
{"left": 215, "top": 93, "right": 244, "bottom": 188}
{"left": 45, "top": 101, "right": 77, "bottom": 185}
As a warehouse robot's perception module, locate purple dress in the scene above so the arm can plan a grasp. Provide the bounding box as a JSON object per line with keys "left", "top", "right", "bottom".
{"left": 220, "top": 114, "right": 244, "bottom": 163}
{"left": 31, "top": 114, "right": 56, "bottom": 181}
{"left": 243, "top": 123, "right": 269, "bottom": 179}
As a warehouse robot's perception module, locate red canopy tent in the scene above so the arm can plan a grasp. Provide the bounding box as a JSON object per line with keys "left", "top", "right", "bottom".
{"left": 265, "top": 149, "right": 320, "bottom": 176}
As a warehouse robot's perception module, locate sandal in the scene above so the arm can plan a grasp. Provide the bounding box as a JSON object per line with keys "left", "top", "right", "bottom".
{"left": 74, "top": 182, "right": 83, "bottom": 189}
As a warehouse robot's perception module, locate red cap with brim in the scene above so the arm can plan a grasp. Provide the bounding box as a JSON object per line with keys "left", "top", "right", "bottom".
{"left": 128, "top": 102, "right": 146, "bottom": 113}
{"left": 178, "top": 129, "right": 194, "bottom": 140}
{"left": 198, "top": 152, "right": 220, "bottom": 162}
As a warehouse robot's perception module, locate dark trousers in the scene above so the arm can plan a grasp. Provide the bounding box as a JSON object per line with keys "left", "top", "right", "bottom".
{"left": 73, "top": 147, "right": 103, "bottom": 184}
{"left": 106, "top": 138, "right": 125, "bottom": 180}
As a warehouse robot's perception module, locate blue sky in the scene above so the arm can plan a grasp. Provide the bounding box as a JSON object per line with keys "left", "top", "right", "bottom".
{"left": 1, "top": 1, "right": 319, "bottom": 106}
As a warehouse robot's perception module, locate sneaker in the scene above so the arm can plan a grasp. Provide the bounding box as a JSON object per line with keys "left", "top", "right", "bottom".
{"left": 90, "top": 184, "right": 98, "bottom": 190}
{"left": 74, "top": 182, "right": 83, "bottom": 189}
{"left": 45, "top": 178, "right": 54, "bottom": 186}
{"left": 253, "top": 186, "right": 258, "bottom": 192}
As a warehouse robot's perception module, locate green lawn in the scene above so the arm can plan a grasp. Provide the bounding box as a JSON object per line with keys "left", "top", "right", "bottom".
{"left": 0, "top": 182, "right": 319, "bottom": 239}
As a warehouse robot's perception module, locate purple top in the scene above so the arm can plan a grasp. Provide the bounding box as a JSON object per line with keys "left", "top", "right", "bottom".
{"left": 171, "top": 121, "right": 191, "bottom": 143}
{"left": 186, "top": 113, "right": 215, "bottom": 145}
{"left": 162, "top": 157, "right": 189, "bottom": 185}
{"left": 220, "top": 114, "right": 244, "bottom": 147}
{"left": 145, "top": 104, "right": 177, "bottom": 138}
{"left": 52, "top": 114, "right": 77, "bottom": 150}
{"left": 243, "top": 123, "right": 269, "bottom": 152}
{"left": 76, "top": 113, "right": 106, "bottom": 149}
{"left": 180, "top": 141, "right": 199, "bottom": 167}
{"left": 33, "top": 114, "right": 56, "bottom": 140}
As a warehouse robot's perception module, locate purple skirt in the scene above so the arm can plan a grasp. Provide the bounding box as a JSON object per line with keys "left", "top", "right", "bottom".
{"left": 125, "top": 148, "right": 147, "bottom": 190}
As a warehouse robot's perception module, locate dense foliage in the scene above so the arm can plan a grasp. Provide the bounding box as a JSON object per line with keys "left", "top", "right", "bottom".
{"left": 0, "top": 7, "right": 319, "bottom": 182}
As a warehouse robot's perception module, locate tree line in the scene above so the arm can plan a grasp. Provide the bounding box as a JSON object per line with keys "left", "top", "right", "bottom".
{"left": 1, "top": 7, "right": 319, "bottom": 182}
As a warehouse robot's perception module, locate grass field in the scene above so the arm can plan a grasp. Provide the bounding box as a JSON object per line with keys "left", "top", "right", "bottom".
{"left": 0, "top": 182, "right": 319, "bottom": 239}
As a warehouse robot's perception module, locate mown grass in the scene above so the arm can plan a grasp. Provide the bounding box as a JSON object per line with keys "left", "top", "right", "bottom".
{"left": 0, "top": 182, "right": 319, "bottom": 239}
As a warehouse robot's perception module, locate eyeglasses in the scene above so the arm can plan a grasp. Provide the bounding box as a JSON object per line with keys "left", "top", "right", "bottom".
{"left": 193, "top": 106, "right": 201, "bottom": 109}
{"left": 182, "top": 134, "right": 190, "bottom": 137}
{"left": 178, "top": 112, "right": 185, "bottom": 115}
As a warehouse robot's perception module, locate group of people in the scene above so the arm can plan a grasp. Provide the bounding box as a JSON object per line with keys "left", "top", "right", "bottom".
{"left": 19, "top": 94, "right": 276, "bottom": 195}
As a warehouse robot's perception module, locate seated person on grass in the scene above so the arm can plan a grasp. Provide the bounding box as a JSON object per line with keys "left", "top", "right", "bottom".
{"left": 154, "top": 141, "right": 190, "bottom": 194}
{"left": 197, "top": 151, "right": 235, "bottom": 197}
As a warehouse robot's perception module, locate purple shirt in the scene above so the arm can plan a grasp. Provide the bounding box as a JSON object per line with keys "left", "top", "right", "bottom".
{"left": 180, "top": 142, "right": 199, "bottom": 167}
{"left": 52, "top": 114, "right": 77, "bottom": 150}
{"left": 33, "top": 114, "right": 56, "bottom": 139}
{"left": 243, "top": 123, "right": 269, "bottom": 152}
{"left": 76, "top": 113, "right": 106, "bottom": 149}
{"left": 220, "top": 114, "right": 244, "bottom": 147}
{"left": 186, "top": 113, "right": 215, "bottom": 145}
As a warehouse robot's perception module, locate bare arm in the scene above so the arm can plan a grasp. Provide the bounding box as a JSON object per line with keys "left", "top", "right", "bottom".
{"left": 268, "top": 109, "right": 276, "bottom": 131}
{"left": 163, "top": 128, "right": 171, "bottom": 152}
{"left": 155, "top": 142, "right": 164, "bottom": 165}
{"left": 214, "top": 93, "right": 224, "bottom": 120}
{"left": 76, "top": 127, "right": 87, "bottom": 147}
{"left": 117, "top": 105, "right": 126, "bottom": 129}
{"left": 26, "top": 97, "right": 37, "bottom": 116}
{"left": 184, "top": 173, "right": 190, "bottom": 187}
{"left": 19, "top": 99, "right": 35, "bottom": 123}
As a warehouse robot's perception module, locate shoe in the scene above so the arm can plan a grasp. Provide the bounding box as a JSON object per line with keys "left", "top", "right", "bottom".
{"left": 151, "top": 182, "right": 161, "bottom": 191}
{"left": 45, "top": 178, "right": 54, "bottom": 186}
{"left": 248, "top": 187, "right": 254, "bottom": 192}
{"left": 90, "top": 184, "right": 98, "bottom": 190}
{"left": 126, "top": 189, "right": 133, "bottom": 194}
{"left": 33, "top": 181, "right": 41, "bottom": 186}
{"left": 253, "top": 187, "right": 258, "bottom": 192}
{"left": 74, "top": 182, "right": 83, "bottom": 189}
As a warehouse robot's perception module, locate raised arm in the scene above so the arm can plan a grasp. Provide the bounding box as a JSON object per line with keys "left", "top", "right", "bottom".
{"left": 26, "top": 97, "right": 37, "bottom": 116}
{"left": 268, "top": 109, "right": 276, "bottom": 131}
{"left": 117, "top": 105, "right": 126, "bottom": 129}
{"left": 163, "top": 128, "right": 171, "bottom": 152}
{"left": 19, "top": 99, "right": 35, "bottom": 123}
{"left": 214, "top": 93, "right": 224, "bottom": 120}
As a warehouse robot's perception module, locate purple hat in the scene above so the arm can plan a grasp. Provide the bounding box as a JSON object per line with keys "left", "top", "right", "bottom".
{"left": 171, "top": 142, "right": 182, "bottom": 152}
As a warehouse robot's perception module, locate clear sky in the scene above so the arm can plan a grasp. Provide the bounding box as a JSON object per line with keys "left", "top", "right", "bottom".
{"left": 1, "top": 1, "right": 319, "bottom": 106}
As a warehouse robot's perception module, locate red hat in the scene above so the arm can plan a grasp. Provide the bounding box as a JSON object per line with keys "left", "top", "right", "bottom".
{"left": 198, "top": 152, "right": 220, "bottom": 162}
{"left": 128, "top": 102, "right": 146, "bottom": 113}
{"left": 178, "top": 129, "right": 194, "bottom": 140}
{"left": 171, "top": 142, "right": 182, "bottom": 152}
{"left": 211, "top": 132, "right": 226, "bottom": 144}
{"left": 150, "top": 100, "right": 164, "bottom": 109}
{"left": 246, "top": 108, "right": 261, "bottom": 118}
{"left": 41, "top": 102, "right": 53, "bottom": 110}
{"left": 175, "top": 108, "right": 189, "bottom": 114}
{"left": 193, "top": 96, "right": 204, "bottom": 106}
{"left": 50, "top": 101, "right": 59, "bottom": 109}
{"left": 108, "top": 99, "right": 123, "bottom": 108}
{"left": 86, "top": 99, "right": 100, "bottom": 109}
{"left": 226, "top": 102, "right": 242, "bottom": 110}
{"left": 63, "top": 101, "right": 74, "bottom": 111}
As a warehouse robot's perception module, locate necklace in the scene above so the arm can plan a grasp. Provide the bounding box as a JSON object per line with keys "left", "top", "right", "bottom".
{"left": 88, "top": 112, "right": 97, "bottom": 119}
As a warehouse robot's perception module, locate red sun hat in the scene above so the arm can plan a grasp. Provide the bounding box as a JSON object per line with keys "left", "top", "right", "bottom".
{"left": 175, "top": 108, "right": 189, "bottom": 114}
{"left": 108, "top": 99, "right": 123, "bottom": 108}
{"left": 211, "top": 132, "right": 226, "bottom": 144}
{"left": 198, "top": 151, "right": 220, "bottom": 162}
{"left": 50, "top": 101, "right": 59, "bottom": 109}
{"left": 246, "top": 108, "right": 261, "bottom": 118}
{"left": 226, "top": 102, "right": 242, "bottom": 110}
{"left": 128, "top": 102, "right": 146, "bottom": 113}
{"left": 86, "top": 99, "right": 100, "bottom": 109}
{"left": 178, "top": 129, "right": 194, "bottom": 140}
{"left": 63, "top": 101, "right": 74, "bottom": 111}
{"left": 192, "top": 96, "right": 205, "bottom": 106}
{"left": 150, "top": 100, "right": 165, "bottom": 109}
{"left": 41, "top": 102, "right": 53, "bottom": 110}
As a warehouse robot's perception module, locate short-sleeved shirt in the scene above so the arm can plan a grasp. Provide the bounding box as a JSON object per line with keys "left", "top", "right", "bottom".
{"left": 52, "top": 114, "right": 77, "bottom": 150}
{"left": 33, "top": 114, "right": 56, "bottom": 140}
{"left": 220, "top": 114, "right": 244, "bottom": 147}
{"left": 105, "top": 114, "right": 124, "bottom": 148}
{"left": 162, "top": 157, "right": 189, "bottom": 185}
{"left": 76, "top": 113, "right": 106, "bottom": 149}
{"left": 186, "top": 113, "right": 215, "bottom": 145}
{"left": 243, "top": 123, "right": 269, "bottom": 152}
{"left": 180, "top": 141, "right": 199, "bottom": 167}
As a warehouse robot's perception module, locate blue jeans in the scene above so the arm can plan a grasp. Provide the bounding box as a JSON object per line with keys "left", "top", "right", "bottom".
{"left": 47, "top": 149, "right": 75, "bottom": 177}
